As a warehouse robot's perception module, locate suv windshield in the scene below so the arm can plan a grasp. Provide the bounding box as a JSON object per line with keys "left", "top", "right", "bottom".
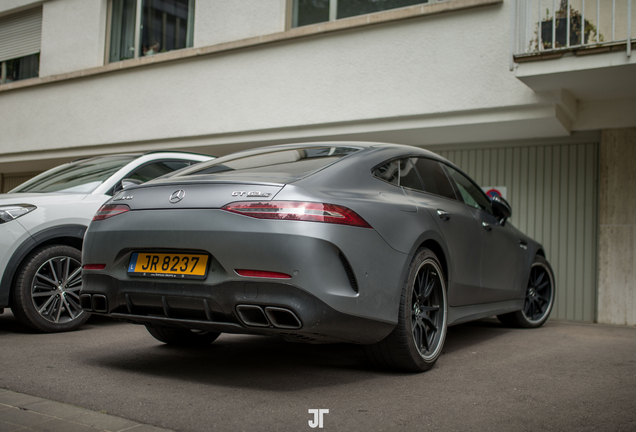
{"left": 183, "top": 147, "right": 360, "bottom": 179}
{"left": 12, "top": 155, "right": 137, "bottom": 194}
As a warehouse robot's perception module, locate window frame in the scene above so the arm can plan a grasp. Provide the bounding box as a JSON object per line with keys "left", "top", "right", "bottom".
{"left": 0, "top": 7, "right": 42, "bottom": 84}
{"left": 105, "top": 0, "right": 195, "bottom": 64}
{"left": 372, "top": 156, "right": 498, "bottom": 213}
{"left": 290, "top": 0, "right": 448, "bottom": 28}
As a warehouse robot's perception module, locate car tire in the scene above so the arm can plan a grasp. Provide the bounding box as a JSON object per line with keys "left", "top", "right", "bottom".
{"left": 498, "top": 255, "right": 555, "bottom": 328}
{"left": 364, "top": 248, "right": 448, "bottom": 372}
{"left": 145, "top": 325, "right": 221, "bottom": 346}
{"left": 11, "top": 245, "right": 89, "bottom": 333}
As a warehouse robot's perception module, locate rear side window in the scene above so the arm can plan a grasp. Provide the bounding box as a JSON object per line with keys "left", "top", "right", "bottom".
{"left": 185, "top": 147, "right": 359, "bottom": 178}
{"left": 413, "top": 158, "right": 457, "bottom": 201}
{"left": 126, "top": 160, "right": 194, "bottom": 183}
{"left": 373, "top": 158, "right": 423, "bottom": 190}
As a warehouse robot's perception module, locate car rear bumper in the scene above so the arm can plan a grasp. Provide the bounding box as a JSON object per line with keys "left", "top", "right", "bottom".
{"left": 81, "top": 273, "right": 395, "bottom": 344}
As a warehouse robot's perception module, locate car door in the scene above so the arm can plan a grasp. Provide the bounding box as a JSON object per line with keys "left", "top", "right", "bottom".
{"left": 444, "top": 165, "right": 523, "bottom": 302}
{"left": 400, "top": 157, "right": 484, "bottom": 306}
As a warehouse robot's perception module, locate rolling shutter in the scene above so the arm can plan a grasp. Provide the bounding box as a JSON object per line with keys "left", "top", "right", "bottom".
{"left": 435, "top": 140, "right": 599, "bottom": 323}
{"left": 0, "top": 7, "right": 42, "bottom": 62}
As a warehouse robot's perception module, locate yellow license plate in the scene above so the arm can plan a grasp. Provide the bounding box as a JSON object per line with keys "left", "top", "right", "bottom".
{"left": 128, "top": 253, "right": 209, "bottom": 279}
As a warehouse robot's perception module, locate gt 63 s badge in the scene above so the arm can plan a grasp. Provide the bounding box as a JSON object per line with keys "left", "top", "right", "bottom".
{"left": 232, "top": 191, "right": 271, "bottom": 197}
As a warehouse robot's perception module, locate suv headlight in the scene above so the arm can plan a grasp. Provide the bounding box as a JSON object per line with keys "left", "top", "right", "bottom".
{"left": 0, "top": 204, "right": 37, "bottom": 224}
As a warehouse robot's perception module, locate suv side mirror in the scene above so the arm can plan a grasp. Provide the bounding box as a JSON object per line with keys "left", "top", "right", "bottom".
{"left": 491, "top": 196, "right": 512, "bottom": 225}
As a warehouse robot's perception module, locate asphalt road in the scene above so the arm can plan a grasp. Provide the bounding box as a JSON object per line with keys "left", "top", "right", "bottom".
{"left": 1, "top": 311, "right": 635, "bottom": 432}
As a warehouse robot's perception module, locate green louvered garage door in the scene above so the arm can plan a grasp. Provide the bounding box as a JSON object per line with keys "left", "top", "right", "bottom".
{"left": 433, "top": 139, "right": 599, "bottom": 322}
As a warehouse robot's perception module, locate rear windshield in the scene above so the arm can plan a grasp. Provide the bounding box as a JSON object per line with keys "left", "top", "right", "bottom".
{"left": 181, "top": 147, "right": 360, "bottom": 179}
{"left": 12, "top": 156, "right": 137, "bottom": 194}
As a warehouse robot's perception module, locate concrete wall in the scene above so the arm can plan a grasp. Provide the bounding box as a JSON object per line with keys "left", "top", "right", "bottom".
{"left": 598, "top": 128, "right": 636, "bottom": 326}
{"left": 194, "top": 0, "right": 287, "bottom": 47}
{"left": 39, "top": 0, "right": 108, "bottom": 77}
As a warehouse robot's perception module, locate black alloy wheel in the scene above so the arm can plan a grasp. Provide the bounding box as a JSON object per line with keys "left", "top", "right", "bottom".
{"left": 12, "top": 245, "right": 90, "bottom": 332}
{"left": 364, "top": 248, "right": 447, "bottom": 372}
{"left": 498, "top": 255, "right": 555, "bottom": 328}
{"left": 410, "top": 259, "right": 446, "bottom": 361}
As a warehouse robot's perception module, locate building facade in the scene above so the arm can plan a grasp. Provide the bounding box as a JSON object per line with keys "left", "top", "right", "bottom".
{"left": 0, "top": 0, "right": 634, "bottom": 325}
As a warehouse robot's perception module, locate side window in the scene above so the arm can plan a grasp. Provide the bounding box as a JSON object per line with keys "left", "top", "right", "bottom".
{"left": 399, "top": 158, "right": 423, "bottom": 190}
{"left": 372, "top": 158, "right": 423, "bottom": 190}
{"left": 373, "top": 160, "right": 400, "bottom": 186}
{"left": 445, "top": 166, "right": 493, "bottom": 214}
{"left": 126, "top": 160, "right": 194, "bottom": 183}
{"left": 412, "top": 158, "right": 457, "bottom": 201}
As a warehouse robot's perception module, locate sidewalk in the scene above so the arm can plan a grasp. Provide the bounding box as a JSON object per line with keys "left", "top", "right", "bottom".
{"left": 0, "top": 389, "right": 172, "bottom": 432}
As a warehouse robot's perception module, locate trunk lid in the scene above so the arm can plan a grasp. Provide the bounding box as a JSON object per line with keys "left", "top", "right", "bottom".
{"left": 115, "top": 180, "right": 285, "bottom": 210}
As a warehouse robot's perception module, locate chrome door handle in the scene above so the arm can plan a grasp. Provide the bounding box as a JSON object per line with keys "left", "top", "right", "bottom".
{"left": 436, "top": 209, "right": 451, "bottom": 221}
{"left": 482, "top": 222, "right": 492, "bottom": 231}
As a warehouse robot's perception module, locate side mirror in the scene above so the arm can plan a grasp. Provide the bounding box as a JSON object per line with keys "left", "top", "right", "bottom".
{"left": 491, "top": 196, "right": 512, "bottom": 225}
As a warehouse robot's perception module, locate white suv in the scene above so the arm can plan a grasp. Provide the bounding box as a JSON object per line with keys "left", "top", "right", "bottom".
{"left": 0, "top": 152, "right": 213, "bottom": 332}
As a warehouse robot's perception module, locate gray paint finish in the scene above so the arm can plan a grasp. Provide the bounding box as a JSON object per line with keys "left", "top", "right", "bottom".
{"left": 437, "top": 141, "right": 599, "bottom": 322}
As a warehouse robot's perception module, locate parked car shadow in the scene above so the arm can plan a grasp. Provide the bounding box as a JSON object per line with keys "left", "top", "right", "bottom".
{"left": 84, "top": 318, "right": 516, "bottom": 392}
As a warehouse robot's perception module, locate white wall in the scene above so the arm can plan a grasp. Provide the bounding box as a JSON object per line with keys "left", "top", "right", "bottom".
{"left": 39, "top": 0, "right": 108, "bottom": 77}
{"left": 0, "top": 3, "right": 546, "bottom": 155}
{"left": 0, "top": 0, "right": 634, "bottom": 170}
{"left": 194, "top": 0, "right": 287, "bottom": 47}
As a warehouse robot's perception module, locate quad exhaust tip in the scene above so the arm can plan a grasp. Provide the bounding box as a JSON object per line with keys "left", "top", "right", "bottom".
{"left": 236, "top": 305, "right": 302, "bottom": 330}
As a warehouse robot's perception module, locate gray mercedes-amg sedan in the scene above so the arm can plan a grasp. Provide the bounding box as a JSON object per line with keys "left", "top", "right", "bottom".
{"left": 80, "top": 143, "right": 555, "bottom": 372}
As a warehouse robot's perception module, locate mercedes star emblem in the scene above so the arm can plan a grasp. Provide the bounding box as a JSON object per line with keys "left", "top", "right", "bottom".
{"left": 169, "top": 190, "right": 186, "bottom": 203}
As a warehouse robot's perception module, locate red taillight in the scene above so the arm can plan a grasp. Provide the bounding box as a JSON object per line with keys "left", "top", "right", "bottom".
{"left": 235, "top": 269, "right": 292, "bottom": 279}
{"left": 93, "top": 204, "right": 130, "bottom": 221}
{"left": 83, "top": 264, "right": 106, "bottom": 270}
{"left": 221, "top": 201, "right": 372, "bottom": 228}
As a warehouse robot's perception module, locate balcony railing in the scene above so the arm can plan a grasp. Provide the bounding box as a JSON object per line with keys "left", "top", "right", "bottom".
{"left": 513, "top": 0, "right": 634, "bottom": 57}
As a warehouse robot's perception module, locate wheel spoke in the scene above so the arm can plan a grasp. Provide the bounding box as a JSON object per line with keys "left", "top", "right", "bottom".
{"left": 38, "top": 293, "right": 58, "bottom": 314}
{"left": 32, "top": 291, "right": 56, "bottom": 298}
{"left": 415, "top": 270, "right": 424, "bottom": 297}
{"left": 54, "top": 297, "right": 64, "bottom": 322}
{"left": 524, "top": 299, "right": 532, "bottom": 316}
{"left": 420, "top": 318, "right": 430, "bottom": 351}
{"left": 48, "top": 260, "right": 60, "bottom": 285}
{"left": 413, "top": 321, "right": 422, "bottom": 350}
{"left": 66, "top": 267, "right": 82, "bottom": 286}
{"left": 63, "top": 258, "right": 70, "bottom": 284}
{"left": 417, "top": 268, "right": 429, "bottom": 300}
{"left": 65, "top": 290, "right": 81, "bottom": 302}
{"left": 534, "top": 270, "right": 545, "bottom": 287}
{"left": 537, "top": 280, "right": 550, "bottom": 291}
{"left": 421, "top": 313, "right": 437, "bottom": 333}
{"left": 35, "top": 273, "right": 57, "bottom": 287}
{"left": 423, "top": 277, "right": 435, "bottom": 301}
{"left": 61, "top": 296, "right": 76, "bottom": 319}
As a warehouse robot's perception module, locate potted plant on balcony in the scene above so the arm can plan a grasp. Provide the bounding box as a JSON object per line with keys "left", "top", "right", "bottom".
{"left": 529, "top": 0, "right": 602, "bottom": 51}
